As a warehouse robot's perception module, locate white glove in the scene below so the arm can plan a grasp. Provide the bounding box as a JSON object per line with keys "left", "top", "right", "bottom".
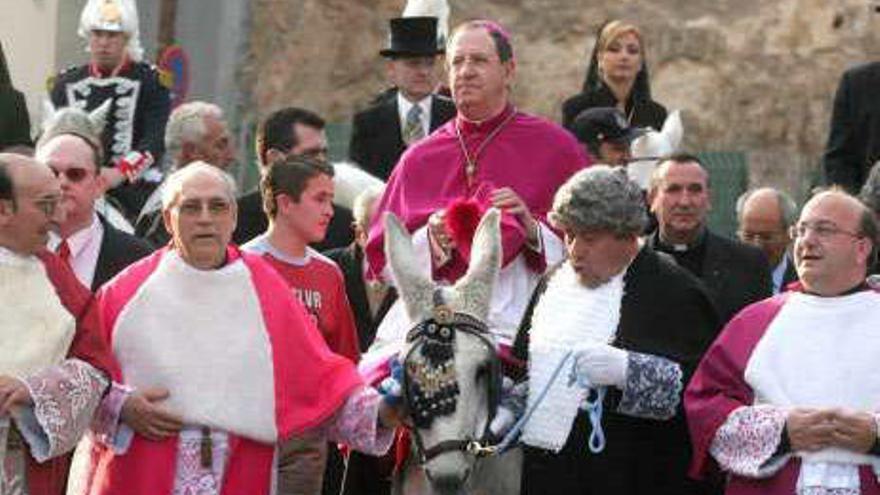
{"left": 573, "top": 344, "right": 628, "bottom": 388}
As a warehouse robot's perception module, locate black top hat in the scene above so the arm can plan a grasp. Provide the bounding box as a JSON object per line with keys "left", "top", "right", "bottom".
{"left": 380, "top": 17, "right": 443, "bottom": 57}
{"left": 572, "top": 107, "right": 646, "bottom": 145}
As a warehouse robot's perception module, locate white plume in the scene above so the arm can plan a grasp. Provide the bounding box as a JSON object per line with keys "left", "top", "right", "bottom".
{"left": 402, "top": 0, "right": 450, "bottom": 46}
{"left": 628, "top": 110, "right": 684, "bottom": 189}
{"left": 332, "top": 162, "right": 386, "bottom": 211}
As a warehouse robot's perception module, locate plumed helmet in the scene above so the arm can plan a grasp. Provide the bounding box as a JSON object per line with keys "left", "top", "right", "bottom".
{"left": 78, "top": 0, "right": 144, "bottom": 62}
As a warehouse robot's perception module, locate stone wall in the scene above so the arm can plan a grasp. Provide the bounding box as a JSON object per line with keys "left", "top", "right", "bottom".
{"left": 242, "top": 0, "right": 880, "bottom": 197}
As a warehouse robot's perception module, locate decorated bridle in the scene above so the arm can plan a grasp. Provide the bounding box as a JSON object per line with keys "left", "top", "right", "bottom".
{"left": 401, "top": 291, "right": 503, "bottom": 464}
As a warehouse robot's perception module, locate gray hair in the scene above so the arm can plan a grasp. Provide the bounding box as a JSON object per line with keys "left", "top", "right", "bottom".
{"left": 352, "top": 185, "right": 385, "bottom": 229}
{"left": 164, "top": 101, "right": 223, "bottom": 166}
{"left": 161, "top": 161, "right": 237, "bottom": 211}
{"left": 860, "top": 161, "right": 880, "bottom": 216}
{"left": 735, "top": 187, "right": 798, "bottom": 228}
{"left": 550, "top": 165, "right": 647, "bottom": 236}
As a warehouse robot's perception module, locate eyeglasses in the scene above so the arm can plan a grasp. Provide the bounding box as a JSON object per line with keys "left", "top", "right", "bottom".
{"left": 50, "top": 167, "right": 92, "bottom": 184}
{"left": 738, "top": 230, "right": 788, "bottom": 244}
{"left": 789, "top": 221, "right": 863, "bottom": 240}
{"left": 176, "top": 198, "right": 232, "bottom": 217}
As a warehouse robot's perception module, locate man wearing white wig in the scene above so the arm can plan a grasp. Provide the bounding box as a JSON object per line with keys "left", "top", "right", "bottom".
{"left": 49, "top": 0, "right": 171, "bottom": 222}
{"left": 512, "top": 166, "right": 720, "bottom": 494}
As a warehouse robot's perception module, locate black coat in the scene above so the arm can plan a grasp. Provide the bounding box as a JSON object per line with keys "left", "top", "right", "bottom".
{"left": 324, "top": 243, "right": 396, "bottom": 352}
{"left": 513, "top": 247, "right": 720, "bottom": 495}
{"left": 93, "top": 216, "right": 154, "bottom": 291}
{"left": 561, "top": 81, "right": 668, "bottom": 132}
{"left": 49, "top": 62, "right": 170, "bottom": 167}
{"left": 823, "top": 61, "right": 880, "bottom": 193}
{"left": 647, "top": 230, "right": 772, "bottom": 326}
{"left": 348, "top": 93, "right": 456, "bottom": 180}
{"left": 50, "top": 62, "right": 170, "bottom": 220}
{"left": 0, "top": 88, "right": 31, "bottom": 148}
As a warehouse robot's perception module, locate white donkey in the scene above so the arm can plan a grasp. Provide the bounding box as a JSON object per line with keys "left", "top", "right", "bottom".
{"left": 627, "top": 109, "right": 683, "bottom": 189}
{"left": 384, "top": 208, "right": 523, "bottom": 495}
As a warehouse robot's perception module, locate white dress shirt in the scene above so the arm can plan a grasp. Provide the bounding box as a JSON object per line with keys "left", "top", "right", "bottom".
{"left": 771, "top": 255, "right": 790, "bottom": 294}
{"left": 48, "top": 214, "right": 104, "bottom": 289}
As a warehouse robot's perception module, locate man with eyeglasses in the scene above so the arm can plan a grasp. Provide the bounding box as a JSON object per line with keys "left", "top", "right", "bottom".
{"left": 35, "top": 132, "right": 151, "bottom": 291}
{"left": 0, "top": 153, "right": 114, "bottom": 495}
{"left": 78, "top": 162, "right": 397, "bottom": 495}
{"left": 687, "top": 189, "right": 880, "bottom": 495}
{"left": 234, "top": 107, "right": 354, "bottom": 250}
{"left": 349, "top": 16, "right": 455, "bottom": 181}
{"left": 736, "top": 187, "right": 800, "bottom": 294}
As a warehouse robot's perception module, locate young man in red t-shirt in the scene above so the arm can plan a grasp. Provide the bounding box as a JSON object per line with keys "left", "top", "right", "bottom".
{"left": 242, "top": 155, "right": 359, "bottom": 495}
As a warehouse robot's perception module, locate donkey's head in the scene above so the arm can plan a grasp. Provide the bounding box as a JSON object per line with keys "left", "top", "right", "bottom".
{"left": 384, "top": 208, "right": 502, "bottom": 493}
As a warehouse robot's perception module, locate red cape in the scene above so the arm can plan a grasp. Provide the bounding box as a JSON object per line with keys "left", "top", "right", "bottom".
{"left": 25, "top": 251, "right": 115, "bottom": 495}
{"left": 685, "top": 292, "right": 880, "bottom": 494}
{"left": 86, "top": 247, "right": 364, "bottom": 495}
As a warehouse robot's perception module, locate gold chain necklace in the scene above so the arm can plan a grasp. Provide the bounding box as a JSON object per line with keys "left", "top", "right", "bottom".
{"left": 454, "top": 108, "right": 518, "bottom": 185}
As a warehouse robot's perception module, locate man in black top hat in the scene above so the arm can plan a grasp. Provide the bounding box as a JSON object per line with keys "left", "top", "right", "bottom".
{"left": 571, "top": 107, "right": 645, "bottom": 166}
{"left": 348, "top": 16, "right": 455, "bottom": 180}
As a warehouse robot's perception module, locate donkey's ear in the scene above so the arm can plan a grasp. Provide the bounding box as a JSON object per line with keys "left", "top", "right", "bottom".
{"left": 89, "top": 100, "right": 112, "bottom": 136}
{"left": 660, "top": 110, "right": 683, "bottom": 152}
{"left": 384, "top": 212, "right": 435, "bottom": 321}
{"left": 454, "top": 208, "right": 501, "bottom": 320}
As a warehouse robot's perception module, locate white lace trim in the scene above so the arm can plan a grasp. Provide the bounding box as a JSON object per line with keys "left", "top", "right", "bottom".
{"left": 521, "top": 264, "right": 625, "bottom": 451}
{"left": 17, "top": 359, "right": 108, "bottom": 462}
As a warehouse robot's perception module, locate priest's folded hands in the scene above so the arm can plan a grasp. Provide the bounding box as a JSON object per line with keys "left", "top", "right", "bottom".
{"left": 786, "top": 407, "right": 879, "bottom": 454}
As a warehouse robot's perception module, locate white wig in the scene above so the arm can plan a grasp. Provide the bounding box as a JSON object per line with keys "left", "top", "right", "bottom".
{"left": 78, "top": 0, "right": 144, "bottom": 62}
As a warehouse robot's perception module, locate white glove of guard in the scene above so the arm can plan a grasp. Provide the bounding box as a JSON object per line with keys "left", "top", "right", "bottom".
{"left": 573, "top": 344, "right": 629, "bottom": 389}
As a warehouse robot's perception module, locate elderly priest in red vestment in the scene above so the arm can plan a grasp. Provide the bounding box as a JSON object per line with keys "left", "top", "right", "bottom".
{"left": 80, "top": 162, "right": 396, "bottom": 495}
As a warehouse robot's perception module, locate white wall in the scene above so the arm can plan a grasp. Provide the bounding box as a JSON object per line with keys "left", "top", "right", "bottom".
{"left": 2, "top": 0, "right": 60, "bottom": 135}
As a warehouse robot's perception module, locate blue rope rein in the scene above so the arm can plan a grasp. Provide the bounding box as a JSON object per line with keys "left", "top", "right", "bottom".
{"left": 494, "top": 350, "right": 607, "bottom": 455}
{"left": 570, "top": 368, "right": 607, "bottom": 454}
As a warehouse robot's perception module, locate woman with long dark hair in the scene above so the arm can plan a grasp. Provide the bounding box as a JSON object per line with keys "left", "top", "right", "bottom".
{"left": 562, "top": 20, "right": 667, "bottom": 132}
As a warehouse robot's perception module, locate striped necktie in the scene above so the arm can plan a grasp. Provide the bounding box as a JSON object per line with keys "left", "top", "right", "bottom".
{"left": 403, "top": 104, "right": 425, "bottom": 145}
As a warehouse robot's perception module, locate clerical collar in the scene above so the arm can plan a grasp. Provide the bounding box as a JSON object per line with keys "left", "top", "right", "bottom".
{"left": 456, "top": 104, "right": 516, "bottom": 134}
{"left": 655, "top": 228, "right": 706, "bottom": 252}
{"left": 802, "top": 281, "right": 870, "bottom": 298}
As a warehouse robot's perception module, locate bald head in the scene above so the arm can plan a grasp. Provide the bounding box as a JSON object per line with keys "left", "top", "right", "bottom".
{"left": 737, "top": 187, "right": 797, "bottom": 267}
{"left": 0, "top": 153, "right": 57, "bottom": 194}
{"left": 0, "top": 153, "right": 63, "bottom": 255}
{"left": 794, "top": 190, "right": 877, "bottom": 295}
